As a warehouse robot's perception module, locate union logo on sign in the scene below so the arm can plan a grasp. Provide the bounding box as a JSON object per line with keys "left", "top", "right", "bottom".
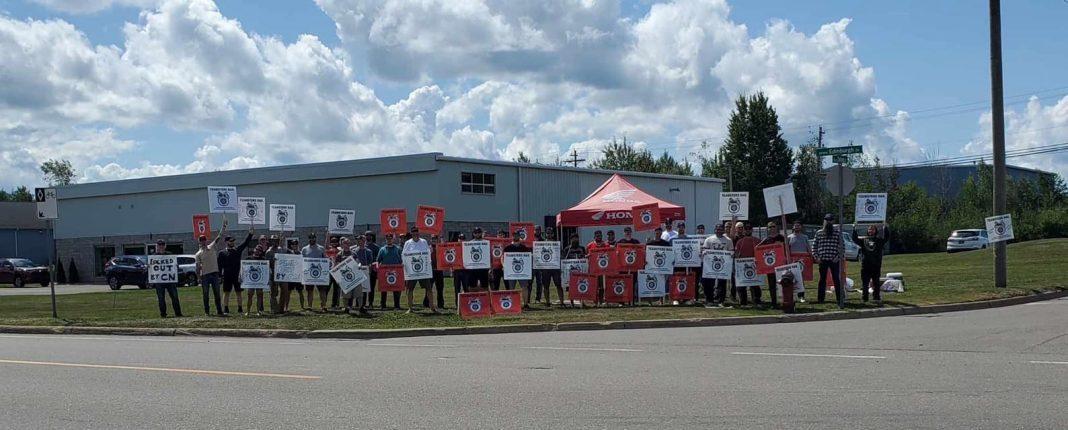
{"left": 677, "top": 279, "right": 687, "bottom": 292}
{"left": 624, "top": 251, "right": 636, "bottom": 265}
{"left": 245, "top": 203, "right": 258, "bottom": 219}
{"left": 386, "top": 271, "right": 397, "bottom": 285}
{"left": 308, "top": 263, "right": 322, "bottom": 278}
{"left": 744, "top": 265, "right": 756, "bottom": 279}
{"left": 644, "top": 277, "right": 657, "bottom": 290}
{"left": 577, "top": 280, "right": 589, "bottom": 293}
{"left": 540, "top": 247, "right": 552, "bottom": 262}
{"left": 763, "top": 251, "right": 776, "bottom": 267}
{"left": 994, "top": 220, "right": 1006, "bottom": 235}
{"left": 424, "top": 212, "right": 435, "bottom": 227}
{"left": 469, "top": 299, "right": 482, "bottom": 313}
{"left": 248, "top": 265, "right": 262, "bottom": 282}
{"left": 864, "top": 198, "right": 879, "bottom": 215}
{"left": 336, "top": 214, "right": 347, "bottom": 229}
{"left": 470, "top": 247, "right": 483, "bottom": 262}
{"left": 612, "top": 281, "right": 625, "bottom": 295}
{"left": 500, "top": 296, "right": 512, "bottom": 310}
{"left": 388, "top": 214, "right": 400, "bottom": 228}
{"left": 597, "top": 253, "right": 609, "bottom": 268}
{"left": 711, "top": 256, "right": 724, "bottom": 272}
{"left": 728, "top": 197, "right": 741, "bottom": 214}
{"left": 277, "top": 209, "right": 288, "bottom": 225}
{"left": 216, "top": 191, "right": 229, "bottom": 207}
{"left": 511, "top": 257, "right": 524, "bottom": 273}
{"left": 516, "top": 228, "right": 527, "bottom": 240}
{"left": 411, "top": 257, "right": 424, "bottom": 273}
{"left": 341, "top": 267, "right": 355, "bottom": 282}
{"left": 493, "top": 247, "right": 503, "bottom": 258}
{"left": 444, "top": 249, "right": 456, "bottom": 263}
{"left": 640, "top": 210, "right": 653, "bottom": 224}
{"left": 654, "top": 251, "right": 666, "bottom": 267}
{"left": 680, "top": 245, "right": 693, "bottom": 261}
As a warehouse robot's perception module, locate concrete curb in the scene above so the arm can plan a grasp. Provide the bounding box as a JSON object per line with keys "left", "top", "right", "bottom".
{"left": 2, "top": 289, "right": 1065, "bottom": 340}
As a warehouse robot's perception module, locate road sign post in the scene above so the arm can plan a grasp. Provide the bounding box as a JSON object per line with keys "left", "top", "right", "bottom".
{"left": 35, "top": 187, "right": 59, "bottom": 319}
{"left": 817, "top": 146, "right": 862, "bottom": 309}
{"left": 815, "top": 145, "right": 863, "bottom": 157}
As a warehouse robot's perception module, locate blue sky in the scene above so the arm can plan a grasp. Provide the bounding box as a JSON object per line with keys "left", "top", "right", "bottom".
{"left": 0, "top": 0, "right": 1065, "bottom": 188}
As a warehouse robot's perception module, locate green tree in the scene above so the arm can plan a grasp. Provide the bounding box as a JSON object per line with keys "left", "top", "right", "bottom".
{"left": 513, "top": 152, "right": 532, "bottom": 163}
{"left": 699, "top": 93, "right": 793, "bottom": 220}
{"left": 654, "top": 151, "right": 694, "bottom": 176}
{"left": 11, "top": 186, "right": 32, "bottom": 202}
{"left": 40, "top": 159, "right": 76, "bottom": 185}
{"left": 591, "top": 139, "right": 657, "bottom": 173}
{"left": 791, "top": 142, "right": 827, "bottom": 223}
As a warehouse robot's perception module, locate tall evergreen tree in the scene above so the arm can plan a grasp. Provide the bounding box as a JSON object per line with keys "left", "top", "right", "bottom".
{"left": 792, "top": 142, "right": 826, "bottom": 223}
{"left": 592, "top": 139, "right": 657, "bottom": 173}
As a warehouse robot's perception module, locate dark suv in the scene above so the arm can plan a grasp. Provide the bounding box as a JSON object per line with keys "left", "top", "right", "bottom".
{"left": 104, "top": 256, "right": 148, "bottom": 290}
{"left": 0, "top": 258, "right": 50, "bottom": 288}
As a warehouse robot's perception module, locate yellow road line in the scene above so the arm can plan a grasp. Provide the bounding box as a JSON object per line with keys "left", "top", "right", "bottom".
{"left": 0, "top": 359, "right": 320, "bottom": 380}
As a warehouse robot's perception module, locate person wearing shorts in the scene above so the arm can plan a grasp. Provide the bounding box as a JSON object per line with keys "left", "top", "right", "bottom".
{"left": 218, "top": 228, "right": 253, "bottom": 315}
{"left": 402, "top": 227, "right": 437, "bottom": 314}
{"left": 300, "top": 234, "right": 326, "bottom": 311}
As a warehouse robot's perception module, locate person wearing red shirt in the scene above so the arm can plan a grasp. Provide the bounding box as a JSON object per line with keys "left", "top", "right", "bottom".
{"left": 732, "top": 221, "right": 759, "bottom": 306}
{"left": 586, "top": 230, "right": 611, "bottom": 305}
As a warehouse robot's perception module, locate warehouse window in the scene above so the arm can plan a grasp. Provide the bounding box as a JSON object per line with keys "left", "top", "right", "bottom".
{"left": 461, "top": 172, "right": 496, "bottom": 195}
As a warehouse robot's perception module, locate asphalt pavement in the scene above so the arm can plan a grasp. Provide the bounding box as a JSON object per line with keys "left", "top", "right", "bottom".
{"left": 1, "top": 297, "right": 1066, "bottom": 429}
{"left": 0, "top": 284, "right": 114, "bottom": 296}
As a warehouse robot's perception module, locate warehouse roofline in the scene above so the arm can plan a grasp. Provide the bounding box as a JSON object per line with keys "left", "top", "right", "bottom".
{"left": 58, "top": 152, "right": 723, "bottom": 199}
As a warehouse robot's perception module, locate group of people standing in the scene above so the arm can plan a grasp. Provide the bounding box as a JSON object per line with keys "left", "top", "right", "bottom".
{"left": 147, "top": 215, "right": 889, "bottom": 318}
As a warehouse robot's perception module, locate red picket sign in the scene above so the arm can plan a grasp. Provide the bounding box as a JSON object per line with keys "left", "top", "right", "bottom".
{"left": 459, "top": 292, "right": 493, "bottom": 319}
{"left": 490, "top": 290, "right": 523, "bottom": 315}
{"left": 380, "top": 209, "right": 407, "bottom": 236}
{"left": 568, "top": 273, "right": 599, "bottom": 302}
{"left": 603, "top": 274, "right": 633, "bottom": 304}
{"left": 416, "top": 205, "right": 445, "bottom": 236}
{"left": 631, "top": 203, "right": 660, "bottom": 232}
{"left": 789, "top": 252, "right": 815, "bottom": 282}
{"left": 668, "top": 273, "right": 696, "bottom": 301}
{"left": 489, "top": 237, "right": 509, "bottom": 269}
{"left": 755, "top": 243, "right": 786, "bottom": 275}
{"left": 509, "top": 222, "right": 535, "bottom": 247}
{"left": 587, "top": 249, "right": 616, "bottom": 275}
{"left": 376, "top": 264, "right": 406, "bottom": 292}
{"left": 192, "top": 214, "right": 211, "bottom": 241}
{"left": 615, "top": 243, "right": 645, "bottom": 272}
{"left": 435, "top": 242, "right": 464, "bottom": 271}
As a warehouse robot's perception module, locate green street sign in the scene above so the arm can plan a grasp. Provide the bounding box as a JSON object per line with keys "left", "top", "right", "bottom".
{"left": 816, "top": 145, "right": 863, "bottom": 157}
{"left": 832, "top": 155, "right": 849, "bottom": 164}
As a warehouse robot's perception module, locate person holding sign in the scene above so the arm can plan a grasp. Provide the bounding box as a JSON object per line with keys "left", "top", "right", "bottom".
{"left": 218, "top": 228, "right": 253, "bottom": 315}
{"left": 503, "top": 234, "right": 533, "bottom": 308}
{"left": 375, "top": 234, "right": 404, "bottom": 310}
{"left": 787, "top": 221, "right": 812, "bottom": 302}
{"left": 422, "top": 235, "right": 447, "bottom": 310}
{"left": 195, "top": 218, "right": 227, "bottom": 316}
{"left": 732, "top": 221, "right": 758, "bottom": 305}
{"left": 852, "top": 223, "right": 890, "bottom": 304}
{"left": 244, "top": 244, "right": 269, "bottom": 316}
{"left": 276, "top": 238, "right": 303, "bottom": 313}
{"left": 813, "top": 214, "right": 845, "bottom": 308}
{"left": 402, "top": 227, "right": 438, "bottom": 314}
{"left": 757, "top": 222, "right": 786, "bottom": 307}
{"left": 151, "top": 240, "right": 183, "bottom": 318}
{"left": 702, "top": 223, "right": 733, "bottom": 307}
{"left": 299, "top": 233, "right": 326, "bottom": 311}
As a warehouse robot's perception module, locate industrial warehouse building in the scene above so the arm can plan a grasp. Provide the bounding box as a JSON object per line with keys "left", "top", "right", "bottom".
{"left": 54, "top": 153, "right": 724, "bottom": 283}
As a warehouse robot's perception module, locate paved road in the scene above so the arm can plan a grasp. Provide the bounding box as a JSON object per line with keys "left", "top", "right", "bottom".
{"left": 0, "top": 284, "right": 113, "bottom": 296}
{"left": 1, "top": 298, "right": 1066, "bottom": 429}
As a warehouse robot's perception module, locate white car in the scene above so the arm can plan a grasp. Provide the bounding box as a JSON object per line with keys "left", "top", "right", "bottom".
{"left": 946, "top": 229, "right": 989, "bottom": 252}
{"left": 176, "top": 255, "right": 198, "bottom": 286}
{"left": 808, "top": 232, "right": 861, "bottom": 261}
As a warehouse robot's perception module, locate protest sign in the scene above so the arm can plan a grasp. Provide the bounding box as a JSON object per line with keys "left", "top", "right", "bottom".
{"left": 273, "top": 253, "right": 303, "bottom": 283}
{"left": 148, "top": 255, "right": 178, "bottom": 284}
{"left": 330, "top": 256, "right": 369, "bottom": 294}
{"left": 380, "top": 209, "right": 407, "bottom": 236}
{"left": 489, "top": 237, "right": 509, "bottom": 269}
{"left": 616, "top": 243, "right": 645, "bottom": 272}
{"left": 637, "top": 271, "right": 665, "bottom": 298}
{"left": 328, "top": 209, "right": 355, "bottom": 235}
{"left": 775, "top": 262, "right": 806, "bottom": 302}
{"left": 238, "top": 197, "right": 265, "bottom": 225}
{"left": 403, "top": 250, "right": 433, "bottom": 280}
{"left": 462, "top": 240, "right": 491, "bottom": 270}
{"left": 855, "top": 193, "right": 888, "bottom": 223}
{"left": 719, "top": 192, "right": 749, "bottom": 220}
{"left": 789, "top": 252, "right": 815, "bottom": 282}
{"left": 644, "top": 245, "right": 674, "bottom": 274}
{"left": 666, "top": 275, "right": 700, "bottom": 300}
{"left": 491, "top": 290, "right": 523, "bottom": 315}
{"left": 502, "top": 252, "right": 532, "bottom": 280}
{"left": 207, "top": 186, "right": 237, "bottom": 213}
{"left": 631, "top": 203, "right": 660, "bottom": 231}
{"left": 416, "top": 205, "right": 445, "bottom": 236}
{"left": 376, "top": 264, "right": 405, "bottom": 292}
{"left": 302, "top": 258, "right": 331, "bottom": 286}
{"left": 560, "top": 258, "right": 588, "bottom": 291}
{"left": 604, "top": 274, "right": 633, "bottom": 304}
{"left": 459, "top": 292, "right": 493, "bottom": 319}
{"left": 672, "top": 238, "right": 702, "bottom": 267}
{"left": 587, "top": 249, "right": 615, "bottom": 275}
{"left": 762, "top": 183, "right": 798, "bottom": 218}
{"left": 701, "top": 250, "right": 733, "bottom": 280}
{"left": 668, "top": 273, "right": 696, "bottom": 301}
{"left": 436, "top": 242, "right": 464, "bottom": 271}
{"left": 532, "top": 241, "right": 561, "bottom": 269}
{"left": 755, "top": 243, "right": 786, "bottom": 275}
{"left": 192, "top": 214, "right": 211, "bottom": 240}
{"left": 240, "top": 260, "right": 270, "bottom": 290}
{"left": 986, "top": 214, "right": 1015, "bottom": 243}
{"left": 269, "top": 204, "right": 296, "bottom": 232}
{"left": 568, "top": 273, "right": 599, "bottom": 302}
{"left": 734, "top": 257, "right": 762, "bottom": 287}
{"left": 509, "top": 222, "right": 535, "bottom": 247}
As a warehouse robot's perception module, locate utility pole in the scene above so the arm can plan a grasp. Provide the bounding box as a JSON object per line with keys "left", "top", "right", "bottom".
{"left": 567, "top": 149, "right": 586, "bottom": 168}
{"left": 989, "top": 0, "right": 1008, "bottom": 288}
{"left": 816, "top": 125, "right": 825, "bottom": 171}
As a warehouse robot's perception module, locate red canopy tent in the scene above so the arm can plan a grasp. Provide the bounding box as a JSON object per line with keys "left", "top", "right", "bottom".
{"left": 556, "top": 174, "right": 686, "bottom": 227}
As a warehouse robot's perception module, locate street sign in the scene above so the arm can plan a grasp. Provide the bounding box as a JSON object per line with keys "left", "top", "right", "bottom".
{"left": 35, "top": 187, "right": 58, "bottom": 219}
{"left": 816, "top": 145, "right": 863, "bottom": 157}
{"left": 832, "top": 155, "right": 849, "bottom": 164}
{"left": 824, "top": 166, "right": 855, "bottom": 197}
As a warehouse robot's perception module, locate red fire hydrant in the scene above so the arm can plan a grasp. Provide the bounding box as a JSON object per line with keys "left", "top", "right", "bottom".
{"left": 779, "top": 271, "right": 796, "bottom": 314}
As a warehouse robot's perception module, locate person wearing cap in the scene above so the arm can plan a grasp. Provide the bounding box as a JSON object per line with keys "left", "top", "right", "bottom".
{"left": 465, "top": 228, "right": 490, "bottom": 291}
{"left": 422, "top": 234, "right": 447, "bottom": 310}
{"left": 732, "top": 221, "right": 759, "bottom": 305}
{"left": 758, "top": 221, "right": 786, "bottom": 307}
{"left": 645, "top": 227, "right": 670, "bottom": 305}
{"left": 702, "top": 223, "right": 733, "bottom": 307}
{"left": 300, "top": 233, "right": 326, "bottom": 311}
{"left": 562, "top": 232, "right": 587, "bottom": 307}
{"left": 452, "top": 232, "right": 468, "bottom": 298}
{"left": 152, "top": 239, "right": 183, "bottom": 318}
{"left": 618, "top": 226, "right": 640, "bottom": 245}
{"left": 489, "top": 229, "right": 508, "bottom": 291}
{"left": 244, "top": 241, "right": 268, "bottom": 316}
{"left": 814, "top": 214, "right": 845, "bottom": 307}
{"left": 660, "top": 220, "right": 679, "bottom": 242}
{"left": 539, "top": 228, "right": 565, "bottom": 306}
{"left": 363, "top": 231, "right": 380, "bottom": 309}
{"left": 335, "top": 237, "right": 369, "bottom": 315}
{"left": 218, "top": 227, "right": 254, "bottom": 315}
{"left": 375, "top": 233, "right": 403, "bottom": 309}
{"left": 195, "top": 218, "right": 227, "bottom": 316}
{"left": 695, "top": 224, "right": 706, "bottom": 236}
{"left": 402, "top": 227, "right": 438, "bottom": 314}
{"left": 503, "top": 233, "right": 534, "bottom": 308}
{"left": 606, "top": 230, "right": 617, "bottom": 246}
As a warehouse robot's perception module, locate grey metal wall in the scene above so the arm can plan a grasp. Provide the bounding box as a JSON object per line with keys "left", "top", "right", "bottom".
{"left": 0, "top": 228, "right": 52, "bottom": 265}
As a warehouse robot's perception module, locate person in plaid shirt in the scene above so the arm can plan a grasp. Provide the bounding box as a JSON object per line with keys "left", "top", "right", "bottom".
{"left": 813, "top": 214, "right": 845, "bottom": 308}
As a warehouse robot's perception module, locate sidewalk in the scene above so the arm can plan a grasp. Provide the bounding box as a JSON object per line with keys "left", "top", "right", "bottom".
{"left": 0, "top": 284, "right": 115, "bottom": 296}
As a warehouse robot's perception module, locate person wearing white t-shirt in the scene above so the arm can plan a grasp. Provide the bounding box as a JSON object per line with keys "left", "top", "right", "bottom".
{"left": 402, "top": 227, "right": 438, "bottom": 314}
{"left": 660, "top": 220, "right": 679, "bottom": 242}
{"left": 701, "top": 223, "right": 734, "bottom": 307}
